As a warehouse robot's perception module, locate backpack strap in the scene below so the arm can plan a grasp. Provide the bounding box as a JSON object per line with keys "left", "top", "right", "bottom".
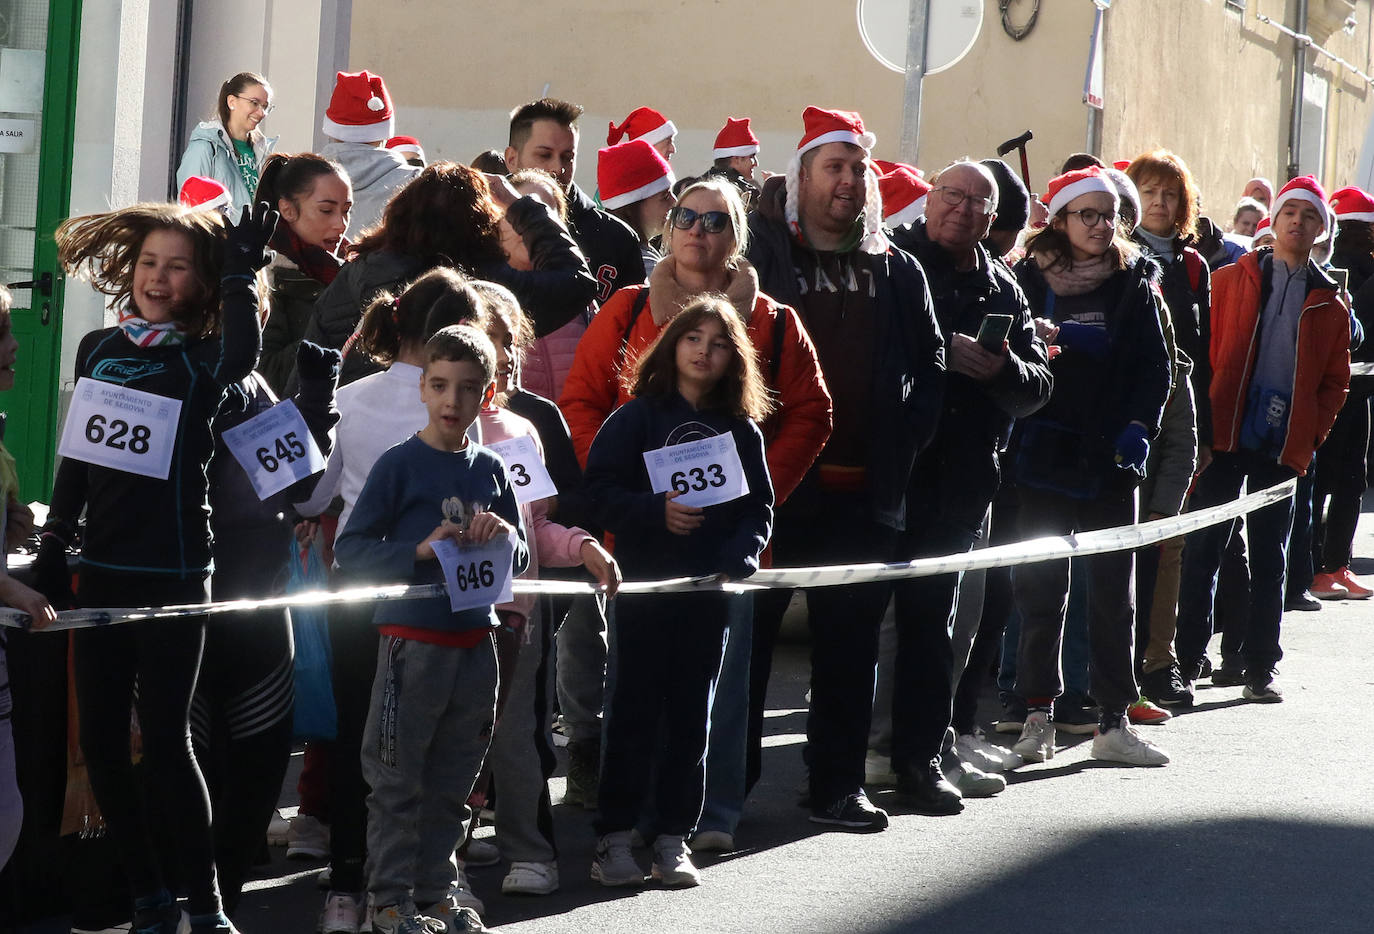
{"left": 617, "top": 287, "right": 650, "bottom": 367}
{"left": 769, "top": 306, "right": 787, "bottom": 385}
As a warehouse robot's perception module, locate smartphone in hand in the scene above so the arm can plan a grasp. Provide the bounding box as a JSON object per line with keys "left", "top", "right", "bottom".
{"left": 975, "top": 313, "right": 1013, "bottom": 351}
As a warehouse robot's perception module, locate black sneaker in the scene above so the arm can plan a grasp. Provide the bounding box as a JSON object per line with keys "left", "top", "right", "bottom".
{"left": 1211, "top": 661, "right": 1247, "bottom": 687}
{"left": 894, "top": 759, "right": 964, "bottom": 815}
{"left": 809, "top": 792, "right": 889, "bottom": 831}
{"left": 1285, "top": 590, "right": 1322, "bottom": 612}
{"left": 565, "top": 739, "right": 600, "bottom": 810}
{"left": 1052, "top": 695, "right": 1099, "bottom": 735}
{"left": 994, "top": 696, "right": 1027, "bottom": 734}
{"left": 1242, "top": 670, "right": 1284, "bottom": 703}
{"left": 1197, "top": 656, "right": 1214, "bottom": 679}
{"left": 1141, "top": 665, "right": 1193, "bottom": 708}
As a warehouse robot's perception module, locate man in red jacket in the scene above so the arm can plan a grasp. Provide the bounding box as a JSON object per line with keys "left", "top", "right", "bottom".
{"left": 1174, "top": 176, "right": 1350, "bottom": 704}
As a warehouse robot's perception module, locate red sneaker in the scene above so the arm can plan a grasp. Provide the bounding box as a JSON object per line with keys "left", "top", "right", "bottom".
{"left": 1127, "top": 697, "right": 1172, "bottom": 725}
{"left": 1334, "top": 567, "right": 1373, "bottom": 599}
{"left": 1311, "top": 571, "right": 1350, "bottom": 600}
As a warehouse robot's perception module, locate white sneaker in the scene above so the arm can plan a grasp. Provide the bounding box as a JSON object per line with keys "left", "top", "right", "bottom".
{"left": 591, "top": 831, "right": 645, "bottom": 887}
{"left": 864, "top": 750, "right": 897, "bottom": 787}
{"left": 320, "top": 891, "right": 362, "bottom": 934}
{"left": 650, "top": 835, "right": 701, "bottom": 888}
{"left": 1012, "top": 710, "right": 1055, "bottom": 764}
{"left": 956, "top": 730, "right": 1021, "bottom": 772}
{"left": 464, "top": 837, "right": 500, "bottom": 867}
{"left": 287, "top": 813, "right": 331, "bottom": 860}
{"left": 944, "top": 760, "right": 1006, "bottom": 798}
{"left": 1091, "top": 718, "right": 1170, "bottom": 766}
{"left": 266, "top": 808, "right": 291, "bottom": 847}
{"left": 501, "top": 860, "right": 559, "bottom": 895}
{"left": 688, "top": 830, "right": 735, "bottom": 853}
{"left": 421, "top": 893, "right": 489, "bottom": 932}
{"left": 450, "top": 864, "right": 485, "bottom": 914}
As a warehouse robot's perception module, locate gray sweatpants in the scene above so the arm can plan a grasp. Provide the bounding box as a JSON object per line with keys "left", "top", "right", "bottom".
{"left": 555, "top": 595, "right": 608, "bottom": 742}
{"left": 362, "top": 633, "right": 498, "bottom": 909}
{"left": 489, "top": 603, "right": 558, "bottom": 864}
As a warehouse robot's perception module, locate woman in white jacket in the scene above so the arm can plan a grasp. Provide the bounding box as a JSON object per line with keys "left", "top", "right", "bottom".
{"left": 176, "top": 72, "right": 278, "bottom": 212}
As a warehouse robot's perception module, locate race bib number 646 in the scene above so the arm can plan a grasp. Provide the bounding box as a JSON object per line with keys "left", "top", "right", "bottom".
{"left": 58, "top": 377, "right": 182, "bottom": 479}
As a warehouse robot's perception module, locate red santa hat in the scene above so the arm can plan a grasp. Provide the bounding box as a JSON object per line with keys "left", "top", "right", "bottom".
{"left": 873, "top": 159, "right": 924, "bottom": 178}
{"left": 712, "top": 117, "right": 760, "bottom": 159}
{"left": 784, "top": 107, "right": 886, "bottom": 254}
{"left": 322, "top": 70, "right": 395, "bottom": 143}
{"left": 1113, "top": 160, "right": 1131, "bottom": 171}
{"left": 1251, "top": 216, "right": 1274, "bottom": 245}
{"left": 607, "top": 107, "right": 676, "bottom": 148}
{"left": 1045, "top": 166, "right": 1120, "bottom": 220}
{"left": 598, "top": 140, "right": 675, "bottom": 211}
{"left": 385, "top": 135, "right": 425, "bottom": 163}
{"left": 1329, "top": 185, "right": 1374, "bottom": 223}
{"left": 879, "top": 164, "right": 931, "bottom": 229}
{"left": 178, "top": 176, "right": 230, "bottom": 213}
{"left": 1270, "top": 175, "right": 1331, "bottom": 241}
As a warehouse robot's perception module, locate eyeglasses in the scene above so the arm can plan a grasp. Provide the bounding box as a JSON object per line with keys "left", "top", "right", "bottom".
{"left": 669, "top": 207, "right": 731, "bottom": 234}
{"left": 233, "top": 94, "right": 274, "bottom": 115}
{"left": 934, "top": 186, "right": 995, "bottom": 215}
{"left": 1065, "top": 208, "right": 1118, "bottom": 228}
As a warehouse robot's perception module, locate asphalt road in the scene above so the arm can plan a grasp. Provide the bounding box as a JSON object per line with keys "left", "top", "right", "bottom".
{"left": 221, "top": 509, "right": 1374, "bottom": 934}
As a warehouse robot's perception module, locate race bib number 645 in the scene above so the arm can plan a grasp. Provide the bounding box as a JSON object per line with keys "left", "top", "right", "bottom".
{"left": 58, "top": 377, "right": 182, "bottom": 479}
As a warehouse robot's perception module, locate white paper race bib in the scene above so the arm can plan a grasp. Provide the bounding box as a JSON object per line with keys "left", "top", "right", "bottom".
{"left": 643, "top": 433, "right": 750, "bottom": 509}
{"left": 57, "top": 377, "right": 183, "bottom": 479}
{"left": 221, "top": 400, "right": 327, "bottom": 500}
{"left": 487, "top": 435, "right": 558, "bottom": 505}
{"left": 432, "top": 535, "right": 516, "bottom": 612}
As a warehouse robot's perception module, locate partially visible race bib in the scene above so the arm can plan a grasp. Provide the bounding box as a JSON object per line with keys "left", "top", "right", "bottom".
{"left": 643, "top": 433, "right": 749, "bottom": 509}
{"left": 57, "top": 377, "right": 182, "bottom": 479}
{"left": 432, "top": 535, "right": 516, "bottom": 612}
{"left": 221, "top": 400, "right": 327, "bottom": 500}
{"left": 488, "top": 435, "right": 558, "bottom": 505}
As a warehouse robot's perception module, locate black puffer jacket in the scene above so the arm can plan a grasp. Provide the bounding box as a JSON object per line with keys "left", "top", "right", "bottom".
{"left": 566, "top": 182, "right": 646, "bottom": 304}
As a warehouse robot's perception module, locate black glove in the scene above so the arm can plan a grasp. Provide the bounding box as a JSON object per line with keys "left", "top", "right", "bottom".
{"left": 32, "top": 531, "right": 76, "bottom": 610}
{"left": 296, "top": 340, "right": 342, "bottom": 382}
{"left": 222, "top": 201, "right": 279, "bottom": 278}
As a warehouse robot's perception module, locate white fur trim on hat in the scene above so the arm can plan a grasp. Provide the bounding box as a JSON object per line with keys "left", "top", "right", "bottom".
{"left": 713, "top": 143, "right": 760, "bottom": 159}
{"left": 1047, "top": 175, "right": 1119, "bottom": 220}
{"left": 322, "top": 113, "right": 396, "bottom": 143}
{"left": 885, "top": 195, "right": 926, "bottom": 230}
{"left": 798, "top": 128, "right": 877, "bottom": 159}
{"left": 634, "top": 119, "right": 677, "bottom": 147}
{"left": 1271, "top": 188, "right": 1331, "bottom": 243}
{"left": 600, "top": 172, "right": 675, "bottom": 211}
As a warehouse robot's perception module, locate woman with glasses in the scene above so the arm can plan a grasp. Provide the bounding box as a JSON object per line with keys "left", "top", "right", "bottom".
{"left": 176, "top": 72, "right": 278, "bottom": 214}
{"left": 560, "top": 177, "right": 831, "bottom": 852}
{"left": 1005, "top": 165, "right": 1173, "bottom": 768}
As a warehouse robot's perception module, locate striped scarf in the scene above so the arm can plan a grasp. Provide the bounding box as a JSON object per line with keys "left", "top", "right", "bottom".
{"left": 117, "top": 306, "right": 186, "bottom": 347}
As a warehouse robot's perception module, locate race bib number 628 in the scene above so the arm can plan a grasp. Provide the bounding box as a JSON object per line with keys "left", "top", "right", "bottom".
{"left": 57, "top": 377, "right": 182, "bottom": 479}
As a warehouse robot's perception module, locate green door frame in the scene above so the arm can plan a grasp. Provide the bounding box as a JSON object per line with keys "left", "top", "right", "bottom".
{"left": 4, "top": 0, "right": 83, "bottom": 500}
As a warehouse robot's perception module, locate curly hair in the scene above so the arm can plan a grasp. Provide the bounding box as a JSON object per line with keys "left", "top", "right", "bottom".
{"left": 349, "top": 161, "right": 506, "bottom": 270}
{"left": 1125, "top": 149, "right": 1200, "bottom": 242}
{"left": 56, "top": 203, "right": 230, "bottom": 338}
{"left": 630, "top": 295, "right": 773, "bottom": 421}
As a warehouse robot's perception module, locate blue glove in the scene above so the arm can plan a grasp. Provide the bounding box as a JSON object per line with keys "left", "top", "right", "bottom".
{"left": 1056, "top": 321, "right": 1110, "bottom": 356}
{"left": 1114, "top": 423, "right": 1150, "bottom": 473}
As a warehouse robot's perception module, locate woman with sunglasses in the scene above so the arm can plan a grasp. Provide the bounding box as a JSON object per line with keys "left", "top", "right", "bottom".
{"left": 1004, "top": 166, "right": 1173, "bottom": 768}
{"left": 176, "top": 73, "right": 278, "bottom": 215}
{"left": 561, "top": 177, "right": 831, "bottom": 851}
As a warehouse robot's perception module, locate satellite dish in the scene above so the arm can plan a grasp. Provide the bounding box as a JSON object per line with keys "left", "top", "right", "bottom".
{"left": 857, "top": 0, "right": 984, "bottom": 76}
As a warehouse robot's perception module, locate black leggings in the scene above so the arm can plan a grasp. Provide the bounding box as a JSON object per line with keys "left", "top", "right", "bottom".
{"left": 73, "top": 566, "right": 220, "bottom": 916}
{"left": 190, "top": 608, "right": 294, "bottom": 913}
{"left": 326, "top": 599, "right": 379, "bottom": 894}
{"left": 1314, "top": 394, "right": 1371, "bottom": 573}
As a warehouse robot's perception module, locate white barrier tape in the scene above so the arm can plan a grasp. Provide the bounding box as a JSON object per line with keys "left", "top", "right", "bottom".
{"left": 1, "top": 478, "right": 1295, "bottom": 632}
{"left": 1349, "top": 361, "right": 1374, "bottom": 378}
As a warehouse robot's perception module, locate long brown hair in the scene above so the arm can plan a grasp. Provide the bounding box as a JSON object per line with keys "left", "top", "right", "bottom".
{"left": 56, "top": 203, "right": 232, "bottom": 338}
{"left": 350, "top": 162, "right": 505, "bottom": 269}
{"left": 630, "top": 295, "right": 773, "bottom": 421}
{"left": 1025, "top": 215, "right": 1136, "bottom": 274}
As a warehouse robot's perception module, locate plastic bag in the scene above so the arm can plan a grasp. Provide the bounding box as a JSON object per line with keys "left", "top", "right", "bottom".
{"left": 289, "top": 539, "right": 337, "bottom": 740}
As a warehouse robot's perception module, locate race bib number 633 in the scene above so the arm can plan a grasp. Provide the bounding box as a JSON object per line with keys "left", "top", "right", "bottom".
{"left": 643, "top": 433, "right": 750, "bottom": 509}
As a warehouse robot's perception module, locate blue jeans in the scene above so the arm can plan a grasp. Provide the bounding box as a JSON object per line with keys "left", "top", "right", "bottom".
{"left": 1176, "top": 451, "right": 1296, "bottom": 676}
{"left": 696, "top": 595, "right": 753, "bottom": 836}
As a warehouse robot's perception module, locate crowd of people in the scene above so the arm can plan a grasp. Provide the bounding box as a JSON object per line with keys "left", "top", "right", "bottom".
{"left": 0, "top": 64, "right": 1368, "bottom": 934}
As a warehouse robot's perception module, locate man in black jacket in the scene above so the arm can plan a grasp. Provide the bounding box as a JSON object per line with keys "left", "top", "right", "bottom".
{"left": 504, "top": 98, "right": 645, "bottom": 304}
{"left": 885, "top": 161, "right": 1052, "bottom": 813}
{"left": 745, "top": 107, "right": 944, "bottom": 832}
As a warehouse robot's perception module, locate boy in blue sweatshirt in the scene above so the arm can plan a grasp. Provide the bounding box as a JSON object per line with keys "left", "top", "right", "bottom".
{"left": 334, "top": 325, "right": 529, "bottom": 934}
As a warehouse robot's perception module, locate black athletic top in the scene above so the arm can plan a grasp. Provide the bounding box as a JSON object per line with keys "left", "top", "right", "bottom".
{"left": 47, "top": 276, "right": 261, "bottom": 579}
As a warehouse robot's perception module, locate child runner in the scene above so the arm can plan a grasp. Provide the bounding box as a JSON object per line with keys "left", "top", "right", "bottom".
{"left": 294, "top": 268, "right": 490, "bottom": 933}
{"left": 34, "top": 202, "right": 276, "bottom": 933}
{"left": 584, "top": 295, "right": 773, "bottom": 889}
{"left": 472, "top": 286, "right": 619, "bottom": 898}
{"left": 333, "top": 324, "right": 529, "bottom": 934}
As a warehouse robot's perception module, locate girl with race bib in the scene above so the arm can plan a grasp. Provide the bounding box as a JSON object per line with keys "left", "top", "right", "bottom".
{"left": 33, "top": 201, "right": 277, "bottom": 933}
{"left": 583, "top": 295, "right": 772, "bottom": 890}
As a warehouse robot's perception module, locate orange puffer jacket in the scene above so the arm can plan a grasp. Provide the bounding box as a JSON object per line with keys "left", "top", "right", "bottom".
{"left": 1209, "top": 250, "right": 1350, "bottom": 474}
{"left": 559, "top": 284, "right": 833, "bottom": 505}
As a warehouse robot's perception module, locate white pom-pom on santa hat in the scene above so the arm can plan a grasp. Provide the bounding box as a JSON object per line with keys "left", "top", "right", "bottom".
{"left": 1271, "top": 175, "right": 1332, "bottom": 242}
{"left": 321, "top": 70, "right": 396, "bottom": 142}
{"left": 784, "top": 106, "right": 887, "bottom": 253}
